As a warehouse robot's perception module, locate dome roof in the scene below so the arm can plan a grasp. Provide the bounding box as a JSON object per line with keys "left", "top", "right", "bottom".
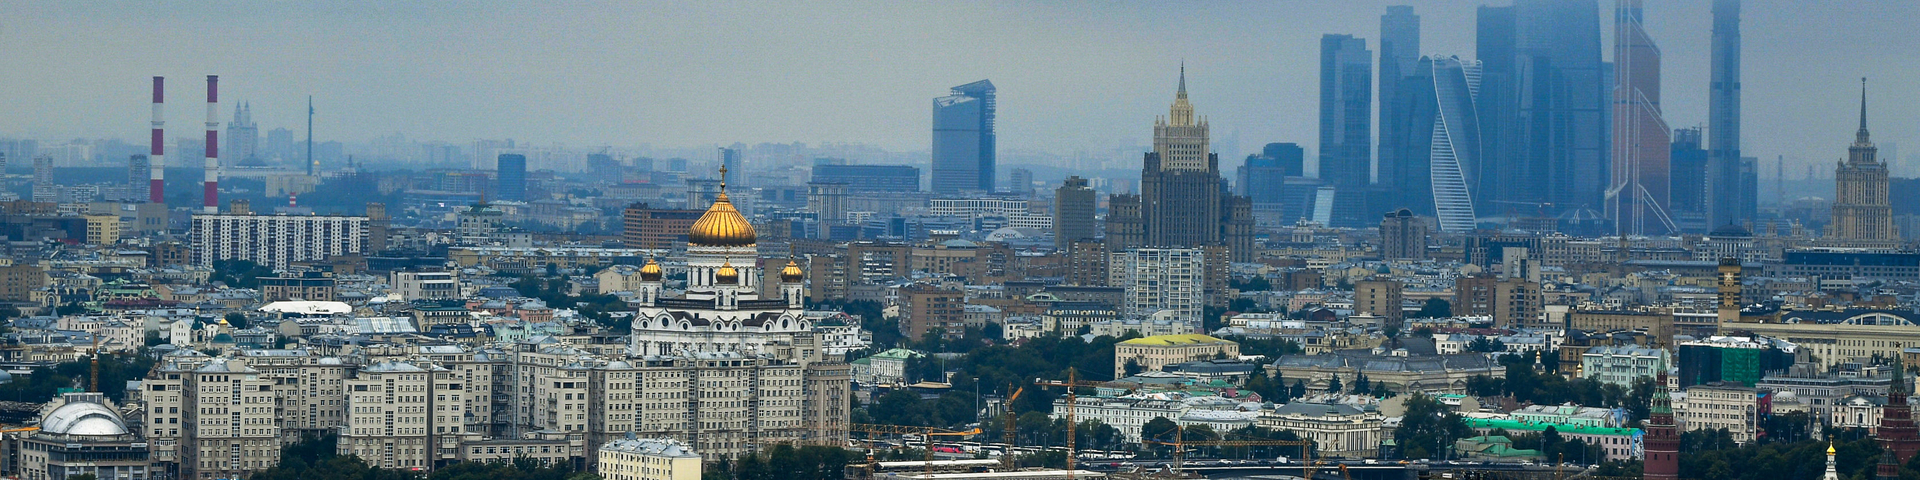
{"left": 1709, "top": 223, "right": 1753, "bottom": 238}
{"left": 715, "top": 261, "right": 740, "bottom": 284}
{"left": 688, "top": 191, "right": 756, "bottom": 247}
{"left": 780, "top": 260, "right": 804, "bottom": 282}
{"left": 42, "top": 402, "right": 129, "bottom": 436}
{"left": 639, "top": 258, "right": 663, "bottom": 281}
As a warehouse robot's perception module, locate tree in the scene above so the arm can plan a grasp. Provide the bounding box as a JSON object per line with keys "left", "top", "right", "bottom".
{"left": 1124, "top": 359, "right": 1144, "bottom": 377}
{"left": 1392, "top": 393, "right": 1471, "bottom": 460}
{"left": 1353, "top": 372, "right": 1372, "bottom": 395}
{"left": 1326, "top": 374, "right": 1342, "bottom": 393}
{"left": 1290, "top": 380, "right": 1308, "bottom": 400}
{"left": 1415, "top": 298, "right": 1452, "bottom": 319}
{"left": 224, "top": 312, "right": 250, "bottom": 329}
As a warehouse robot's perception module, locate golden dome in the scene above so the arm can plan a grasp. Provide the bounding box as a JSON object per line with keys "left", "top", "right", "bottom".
{"left": 688, "top": 168, "right": 756, "bottom": 247}
{"left": 780, "top": 259, "right": 804, "bottom": 282}
{"left": 715, "top": 260, "right": 739, "bottom": 285}
{"left": 638, "top": 258, "right": 662, "bottom": 281}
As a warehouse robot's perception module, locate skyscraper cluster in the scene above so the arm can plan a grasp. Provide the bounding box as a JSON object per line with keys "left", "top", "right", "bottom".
{"left": 1308, "top": 0, "right": 1765, "bottom": 236}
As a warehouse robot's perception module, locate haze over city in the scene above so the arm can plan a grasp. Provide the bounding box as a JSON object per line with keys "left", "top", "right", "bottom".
{"left": 4, "top": 1, "right": 1919, "bottom": 175}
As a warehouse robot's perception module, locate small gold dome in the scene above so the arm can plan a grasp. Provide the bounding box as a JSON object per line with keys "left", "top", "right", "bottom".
{"left": 688, "top": 191, "right": 756, "bottom": 247}
{"left": 638, "top": 258, "right": 662, "bottom": 281}
{"left": 715, "top": 261, "right": 740, "bottom": 285}
{"left": 780, "top": 259, "right": 804, "bottom": 282}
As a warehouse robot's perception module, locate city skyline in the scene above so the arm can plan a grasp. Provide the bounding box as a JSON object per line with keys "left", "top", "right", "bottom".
{"left": 3, "top": 1, "right": 1918, "bottom": 179}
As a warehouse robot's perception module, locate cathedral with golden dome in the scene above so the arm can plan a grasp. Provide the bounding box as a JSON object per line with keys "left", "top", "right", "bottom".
{"left": 628, "top": 167, "right": 818, "bottom": 357}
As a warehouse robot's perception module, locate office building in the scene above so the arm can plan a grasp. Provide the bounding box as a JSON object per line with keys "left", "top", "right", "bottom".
{"left": 810, "top": 164, "right": 920, "bottom": 192}
{"left": 1238, "top": 142, "right": 1304, "bottom": 205}
{"left": 496, "top": 153, "right": 527, "bottom": 202}
{"left": 189, "top": 212, "right": 369, "bottom": 269}
{"left": 1377, "top": 6, "right": 1424, "bottom": 215}
{"left": 1379, "top": 208, "right": 1430, "bottom": 260}
{"left": 1609, "top": 0, "right": 1674, "bottom": 235}
{"left": 1476, "top": 0, "right": 1606, "bottom": 218}
{"left": 1107, "top": 68, "right": 1256, "bottom": 261}
{"left": 1319, "top": 34, "right": 1373, "bottom": 227}
{"left": 719, "top": 147, "right": 744, "bottom": 188}
{"left": 1109, "top": 247, "right": 1205, "bottom": 326}
{"left": 1008, "top": 167, "right": 1033, "bottom": 197}
{"left": 931, "top": 80, "right": 996, "bottom": 193}
{"left": 1053, "top": 176, "right": 1096, "bottom": 249}
{"left": 1427, "top": 56, "right": 1486, "bottom": 232}
{"left": 622, "top": 203, "right": 703, "bottom": 250}
{"left": 1829, "top": 83, "right": 1898, "bottom": 244}
{"left": 1679, "top": 382, "right": 1761, "bottom": 444}
{"left": 1708, "top": 0, "right": 1754, "bottom": 228}
{"left": 1671, "top": 127, "right": 1709, "bottom": 230}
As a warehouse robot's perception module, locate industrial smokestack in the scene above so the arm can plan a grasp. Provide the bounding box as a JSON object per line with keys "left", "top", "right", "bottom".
{"left": 150, "top": 76, "right": 165, "bottom": 203}
{"left": 203, "top": 75, "right": 219, "bottom": 213}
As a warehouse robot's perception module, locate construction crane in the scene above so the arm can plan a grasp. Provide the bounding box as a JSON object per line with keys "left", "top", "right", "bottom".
{"left": 849, "top": 423, "right": 981, "bottom": 478}
{"left": 1144, "top": 426, "right": 1316, "bottom": 478}
{"left": 1001, "top": 383, "right": 1026, "bottom": 470}
{"left": 1035, "top": 368, "right": 1120, "bottom": 480}
{"left": 0, "top": 426, "right": 38, "bottom": 434}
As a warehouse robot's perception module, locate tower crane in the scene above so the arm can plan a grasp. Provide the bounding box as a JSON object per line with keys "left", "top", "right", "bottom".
{"left": 1002, "top": 384, "right": 1026, "bottom": 470}
{"left": 1035, "top": 368, "right": 1127, "bottom": 480}
{"left": 849, "top": 423, "right": 981, "bottom": 477}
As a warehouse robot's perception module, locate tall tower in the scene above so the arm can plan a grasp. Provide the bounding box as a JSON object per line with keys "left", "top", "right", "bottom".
{"left": 1377, "top": 6, "right": 1424, "bottom": 213}
{"left": 1607, "top": 0, "right": 1673, "bottom": 235}
{"left": 149, "top": 76, "right": 166, "bottom": 204}
{"left": 1318, "top": 34, "right": 1373, "bottom": 227}
{"left": 227, "top": 102, "right": 259, "bottom": 165}
{"left": 1880, "top": 356, "right": 1920, "bottom": 464}
{"left": 1480, "top": 0, "right": 1605, "bottom": 218}
{"left": 1715, "top": 257, "right": 1743, "bottom": 327}
{"left": 1707, "top": 0, "right": 1751, "bottom": 227}
{"left": 202, "top": 75, "right": 220, "bottom": 214}
{"left": 931, "top": 80, "right": 996, "bottom": 194}
{"left": 1140, "top": 66, "right": 1221, "bottom": 248}
{"left": 1429, "top": 56, "right": 1484, "bottom": 233}
{"left": 1829, "top": 80, "right": 1898, "bottom": 243}
{"left": 1642, "top": 373, "right": 1679, "bottom": 480}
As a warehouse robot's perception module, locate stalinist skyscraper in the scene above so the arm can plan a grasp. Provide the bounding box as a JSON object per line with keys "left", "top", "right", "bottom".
{"left": 1106, "top": 67, "right": 1255, "bottom": 261}
{"left": 1828, "top": 80, "right": 1898, "bottom": 244}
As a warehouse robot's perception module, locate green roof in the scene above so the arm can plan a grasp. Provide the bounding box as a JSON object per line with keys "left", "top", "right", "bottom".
{"left": 1465, "top": 418, "right": 1642, "bottom": 437}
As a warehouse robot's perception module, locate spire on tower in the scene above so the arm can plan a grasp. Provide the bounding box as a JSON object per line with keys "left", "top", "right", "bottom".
{"left": 1858, "top": 77, "right": 1871, "bottom": 144}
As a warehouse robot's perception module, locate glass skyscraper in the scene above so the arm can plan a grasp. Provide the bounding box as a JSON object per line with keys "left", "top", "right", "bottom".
{"left": 1318, "top": 34, "right": 1372, "bottom": 227}
{"left": 495, "top": 153, "right": 526, "bottom": 202}
{"left": 931, "top": 80, "right": 995, "bottom": 194}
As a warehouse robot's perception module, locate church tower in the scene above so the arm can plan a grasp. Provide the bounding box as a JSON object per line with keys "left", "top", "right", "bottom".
{"left": 1829, "top": 79, "right": 1898, "bottom": 244}
{"left": 1879, "top": 356, "right": 1920, "bottom": 464}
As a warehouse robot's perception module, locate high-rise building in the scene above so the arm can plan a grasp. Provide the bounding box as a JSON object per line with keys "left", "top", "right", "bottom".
{"left": 1707, "top": 0, "right": 1753, "bottom": 228}
{"left": 31, "top": 155, "right": 55, "bottom": 203}
{"left": 128, "top": 155, "right": 150, "bottom": 189}
{"left": 1238, "top": 142, "right": 1304, "bottom": 207}
{"left": 898, "top": 283, "right": 965, "bottom": 340}
{"left": 1829, "top": 82, "right": 1898, "bottom": 244}
{"left": 1670, "top": 127, "right": 1709, "bottom": 230}
{"left": 1378, "top": 6, "right": 1425, "bottom": 214}
{"left": 1053, "top": 176, "right": 1096, "bottom": 249}
{"left": 806, "top": 182, "right": 848, "bottom": 225}
{"left": 1130, "top": 68, "right": 1255, "bottom": 261}
{"left": 931, "top": 80, "right": 995, "bottom": 194}
{"left": 1354, "top": 277, "right": 1405, "bottom": 325}
{"left": 622, "top": 203, "right": 703, "bottom": 250}
{"left": 1319, "top": 34, "right": 1373, "bottom": 227}
{"left": 1379, "top": 209, "right": 1430, "bottom": 261}
{"left": 719, "top": 147, "right": 743, "bottom": 187}
{"left": 1477, "top": 0, "right": 1606, "bottom": 219}
{"left": 189, "top": 212, "right": 369, "bottom": 268}
{"left": 1007, "top": 167, "right": 1033, "bottom": 198}
{"left": 1108, "top": 247, "right": 1205, "bottom": 327}
{"left": 1428, "top": 56, "right": 1486, "bottom": 232}
{"left": 226, "top": 102, "right": 259, "bottom": 164}
{"left": 495, "top": 153, "right": 527, "bottom": 202}
{"left": 1608, "top": 0, "right": 1673, "bottom": 236}
{"left": 146, "top": 358, "right": 284, "bottom": 480}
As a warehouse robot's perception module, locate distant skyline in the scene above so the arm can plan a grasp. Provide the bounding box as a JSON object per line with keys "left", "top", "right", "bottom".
{"left": 2, "top": 1, "right": 1917, "bottom": 177}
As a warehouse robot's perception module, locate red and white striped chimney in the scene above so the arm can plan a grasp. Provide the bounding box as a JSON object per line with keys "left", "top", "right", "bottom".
{"left": 203, "top": 75, "right": 219, "bottom": 213}
{"left": 149, "top": 76, "right": 165, "bottom": 203}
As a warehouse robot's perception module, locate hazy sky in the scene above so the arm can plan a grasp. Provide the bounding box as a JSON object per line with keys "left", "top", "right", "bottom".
{"left": 3, "top": 1, "right": 1917, "bottom": 174}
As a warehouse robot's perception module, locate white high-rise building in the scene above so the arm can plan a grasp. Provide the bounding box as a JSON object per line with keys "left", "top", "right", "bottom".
{"left": 1108, "top": 247, "right": 1205, "bottom": 326}
{"left": 189, "top": 213, "right": 368, "bottom": 268}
